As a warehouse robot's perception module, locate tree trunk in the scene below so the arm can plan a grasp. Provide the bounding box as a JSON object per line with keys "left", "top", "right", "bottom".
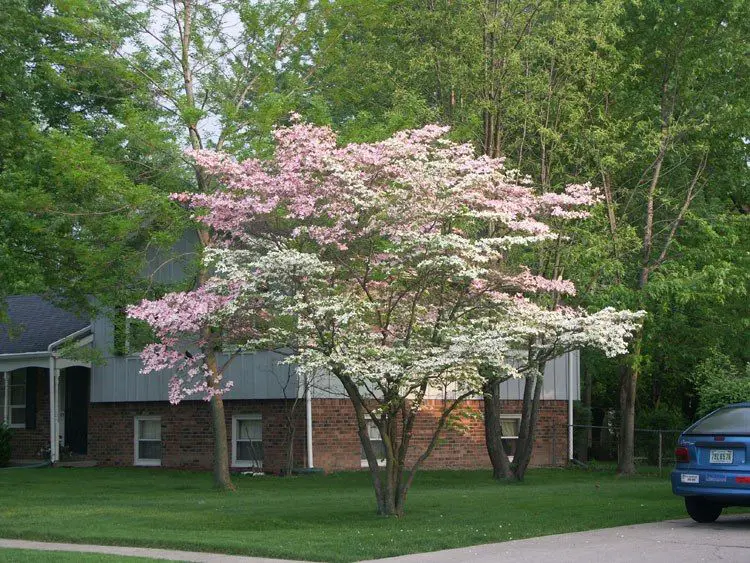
{"left": 483, "top": 381, "right": 513, "bottom": 480}
{"left": 209, "top": 394, "right": 234, "bottom": 490}
{"left": 205, "top": 348, "right": 234, "bottom": 490}
{"left": 513, "top": 368, "right": 544, "bottom": 481}
{"left": 617, "top": 343, "right": 639, "bottom": 475}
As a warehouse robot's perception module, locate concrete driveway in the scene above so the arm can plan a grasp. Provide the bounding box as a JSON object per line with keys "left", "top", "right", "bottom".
{"left": 360, "top": 514, "right": 750, "bottom": 563}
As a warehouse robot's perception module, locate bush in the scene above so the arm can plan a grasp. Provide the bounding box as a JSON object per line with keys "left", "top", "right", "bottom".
{"left": 0, "top": 423, "right": 12, "bottom": 467}
{"left": 692, "top": 352, "right": 750, "bottom": 417}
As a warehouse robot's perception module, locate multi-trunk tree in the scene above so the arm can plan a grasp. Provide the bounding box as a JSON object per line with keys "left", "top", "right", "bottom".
{"left": 130, "top": 120, "right": 642, "bottom": 514}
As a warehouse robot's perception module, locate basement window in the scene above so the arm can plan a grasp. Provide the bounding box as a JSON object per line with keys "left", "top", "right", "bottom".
{"left": 232, "top": 414, "right": 263, "bottom": 469}
{"left": 360, "top": 417, "right": 387, "bottom": 467}
{"left": 134, "top": 416, "right": 161, "bottom": 466}
{"left": 501, "top": 415, "right": 521, "bottom": 460}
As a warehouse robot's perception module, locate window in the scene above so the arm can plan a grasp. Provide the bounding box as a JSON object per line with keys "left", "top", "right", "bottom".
{"left": 8, "top": 372, "right": 26, "bottom": 428}
{"left": 134, "top": 416, "right": 161, "bottom": 466}
{"left": 500, "top": 415, "right": 521, "bottom": 460}
{"left": 232, "top": 415, "right": 263, "bottom": 469}
{"left": 360, "top": 417, "right": 387, "bottom": 467}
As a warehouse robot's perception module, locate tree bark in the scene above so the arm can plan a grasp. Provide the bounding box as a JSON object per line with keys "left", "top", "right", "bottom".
{"left": 513, "top": 368, "right": 544, "bottom": 481}
{"left": 205, "top": 348, "right": 234, "bottom": 490}
{"left": 483, "top": 381, "right": 513, "bottom": 480}
{"left": 616, "top": 340, "right": 639, "bottom": 476}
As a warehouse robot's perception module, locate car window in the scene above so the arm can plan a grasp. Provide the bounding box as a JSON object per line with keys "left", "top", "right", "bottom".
{"left": 687, "top": 406, "right": 750, "bottom": 435}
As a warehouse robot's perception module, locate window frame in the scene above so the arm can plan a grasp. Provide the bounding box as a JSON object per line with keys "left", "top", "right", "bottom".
{"left": 231, "top": 414, "right": 263, "bottom": 469}
{"left": 8, "top": 371, "right": 26, "bottom": 429}
{"left": 500, "top": 414, "right": 522, "bottom": 461}
{"left": 134, "top": 415, "right": 162, "bottom": 467}
{"left": 360, "top": 416, "right": 387, "bottom": 468}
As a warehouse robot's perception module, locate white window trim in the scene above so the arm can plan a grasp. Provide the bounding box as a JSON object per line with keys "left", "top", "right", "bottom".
{"left": 232, "top": 414, "right": 263, "bottom": 469}
{"left": 8, "top": 372, "right": 26, "bottom": 429}
{"left": 360, "top": 416, "right": 387, "bottom": 468}
{"left": 500, "top": 414, "right": 522, "bottom": 462}
{"left": 134, "top": 415, "right": 161, "bottom": 467}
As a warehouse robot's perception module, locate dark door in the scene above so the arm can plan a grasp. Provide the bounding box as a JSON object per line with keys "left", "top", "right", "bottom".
{"left": 64, "top": 367, "right": 90, "bottom": 455}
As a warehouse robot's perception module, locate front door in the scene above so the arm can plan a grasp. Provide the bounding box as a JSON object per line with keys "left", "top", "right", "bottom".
{"left": 64, "top": 367, "right": 89, "bottom": 455}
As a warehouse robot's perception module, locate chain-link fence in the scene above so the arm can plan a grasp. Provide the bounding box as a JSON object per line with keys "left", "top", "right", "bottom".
{"left": 571, "top": 422, "right": 683, "bottom": 474}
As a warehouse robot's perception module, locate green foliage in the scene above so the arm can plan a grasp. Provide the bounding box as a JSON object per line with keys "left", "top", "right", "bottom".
{"left": 112, "top": 309, "right": 156, "bottom": 356}
{"left": 56, "top": 342, "right": 106, "bottom": 367}
{"left": 0, "top": 423, "right": 12, "bottom": 467}
{"left": 635, "top": 405, "right": 687, "bottom": 432}
{"left": 634, "top": 406, "right": 687, "bottom": 465}
{"left": 0, "top": 0, "right": 186, "bottom": 312}
{"left": 691, "top": 352, "right": 750, "bottom": 418}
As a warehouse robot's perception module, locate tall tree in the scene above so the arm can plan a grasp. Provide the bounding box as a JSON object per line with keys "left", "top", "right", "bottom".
{"left": 110, "top": 0, "right": 324, "bottom": 489}
{"left": 598, "top": 0, "right": 750, "bottom": 474}
{"left": 0, "top": 0, "right": 183, "bottom": 311}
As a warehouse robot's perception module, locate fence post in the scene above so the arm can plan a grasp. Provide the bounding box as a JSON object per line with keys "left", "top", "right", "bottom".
{"left": 658, "top": 431, "right": 663, "bottom": 475}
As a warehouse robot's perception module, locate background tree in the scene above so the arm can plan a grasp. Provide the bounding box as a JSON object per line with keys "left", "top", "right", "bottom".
{"left": 109, "top": 0, "right": 326, "bottom": 489}
{"left": 0, "top": 0, "right": 183, "bottom": 312}
{"left": 312, "top": 0, "right": 749, "bottom": 472}
{"left": 596, "top": 0, "right": 750, "bottom": 474}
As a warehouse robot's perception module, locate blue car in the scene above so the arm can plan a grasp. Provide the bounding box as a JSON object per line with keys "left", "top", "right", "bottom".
{"left": 671, "top": 403, "right": 750, "bottom": 522}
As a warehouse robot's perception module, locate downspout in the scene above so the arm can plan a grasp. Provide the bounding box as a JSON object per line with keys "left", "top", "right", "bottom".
{"left": 48, "top": 355, "right": 57, "bottom": 463}
{"left": 47, "top": 325, "right": 92, "bottom": 464}
{"left": 3, "top": 372, "right": 8, "bottom": 424}
{"left": 568, "top": 351, "right": 575, "bottom": 461}
{"left": 305, "top": 371, "right": 313, "bottom": 469}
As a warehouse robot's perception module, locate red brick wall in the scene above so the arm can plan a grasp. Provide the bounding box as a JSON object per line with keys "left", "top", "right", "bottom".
{"left": 88, "top": 399, "right": 306, "bottom": 473}
{"left": 311, "top": 398, "right": 569, "bottom": 472}
{"left": 4, "top": 368, "right": 51, "bottom": 460}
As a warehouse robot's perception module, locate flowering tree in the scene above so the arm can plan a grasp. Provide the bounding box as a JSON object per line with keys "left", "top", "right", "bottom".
{"left": 131, "top": 119, "right": 642, "bottom": 514}
{"left": 473, "top": 303, "right": 644, "bottom": 481}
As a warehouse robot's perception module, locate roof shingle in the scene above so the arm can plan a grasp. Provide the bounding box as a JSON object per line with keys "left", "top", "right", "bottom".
{"left": 0, "top": 296, "right": 90, "bottom": 354}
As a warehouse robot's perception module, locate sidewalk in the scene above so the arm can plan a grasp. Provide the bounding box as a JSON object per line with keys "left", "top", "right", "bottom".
{"left": 3, "top": 515, "right": 750, "bottom": 563}
{"left": 0, "top": 539, "right": 309, "bottom": 563}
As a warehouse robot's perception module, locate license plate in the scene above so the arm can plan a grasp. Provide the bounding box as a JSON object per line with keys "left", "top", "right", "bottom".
{"left": 710, "top": 449, "right": 733, "bottom": 464}
{"left": 681, "top": 474, "right": 699, "bottom": 484}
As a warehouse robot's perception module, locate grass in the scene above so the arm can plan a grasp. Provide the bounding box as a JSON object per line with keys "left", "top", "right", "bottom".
{"left": 0, "top": 466, "right": 716, "bottom": 562}
{"left": 0, "top": 549, "right": 161, "bottom": 562}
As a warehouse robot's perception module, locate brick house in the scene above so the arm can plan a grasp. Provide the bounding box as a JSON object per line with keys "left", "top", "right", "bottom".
{"left": 1, "top": 295, "right": 578, "bottom": 472}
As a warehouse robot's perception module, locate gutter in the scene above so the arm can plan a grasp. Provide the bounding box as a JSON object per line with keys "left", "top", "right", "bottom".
{"left": 0, "top": 351, "right": 51, "bottom": 359}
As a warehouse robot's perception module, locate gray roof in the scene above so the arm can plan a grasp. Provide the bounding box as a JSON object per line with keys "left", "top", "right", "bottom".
{"left": 0, "top": 296, "right": 90, "bottom": 354}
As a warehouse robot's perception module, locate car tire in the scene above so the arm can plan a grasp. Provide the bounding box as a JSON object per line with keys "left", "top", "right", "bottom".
{"left": 685, "top": 496, "right": 722, "bottom": 523}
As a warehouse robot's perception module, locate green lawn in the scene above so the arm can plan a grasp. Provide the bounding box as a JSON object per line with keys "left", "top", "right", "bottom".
{"left": 0, "top": 549, "right": 161, "bottom": 562}
{"left": 0, "top": 466, "right": 701, "bottom": 562}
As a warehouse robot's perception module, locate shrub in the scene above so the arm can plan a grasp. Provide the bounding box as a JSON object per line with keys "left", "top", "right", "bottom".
{"left": 692, "top": 351, "right": 750, "bottom": 418}
{"left": 0, "top": 423, "right": 12, "bottom": 467}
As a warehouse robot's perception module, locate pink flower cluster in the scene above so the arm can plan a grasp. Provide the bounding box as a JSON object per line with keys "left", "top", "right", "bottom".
{"left": 128, "top": 121, "right": 623, "bottom": 404}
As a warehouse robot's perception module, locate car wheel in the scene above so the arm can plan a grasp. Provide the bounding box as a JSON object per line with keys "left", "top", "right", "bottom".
{"left": 685, "top": 496, "right": 722, "bottom": 523}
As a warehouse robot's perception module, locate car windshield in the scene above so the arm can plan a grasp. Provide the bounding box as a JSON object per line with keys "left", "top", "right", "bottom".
{"left": 687, "top": 406, "right": 750, "bottom": 435}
